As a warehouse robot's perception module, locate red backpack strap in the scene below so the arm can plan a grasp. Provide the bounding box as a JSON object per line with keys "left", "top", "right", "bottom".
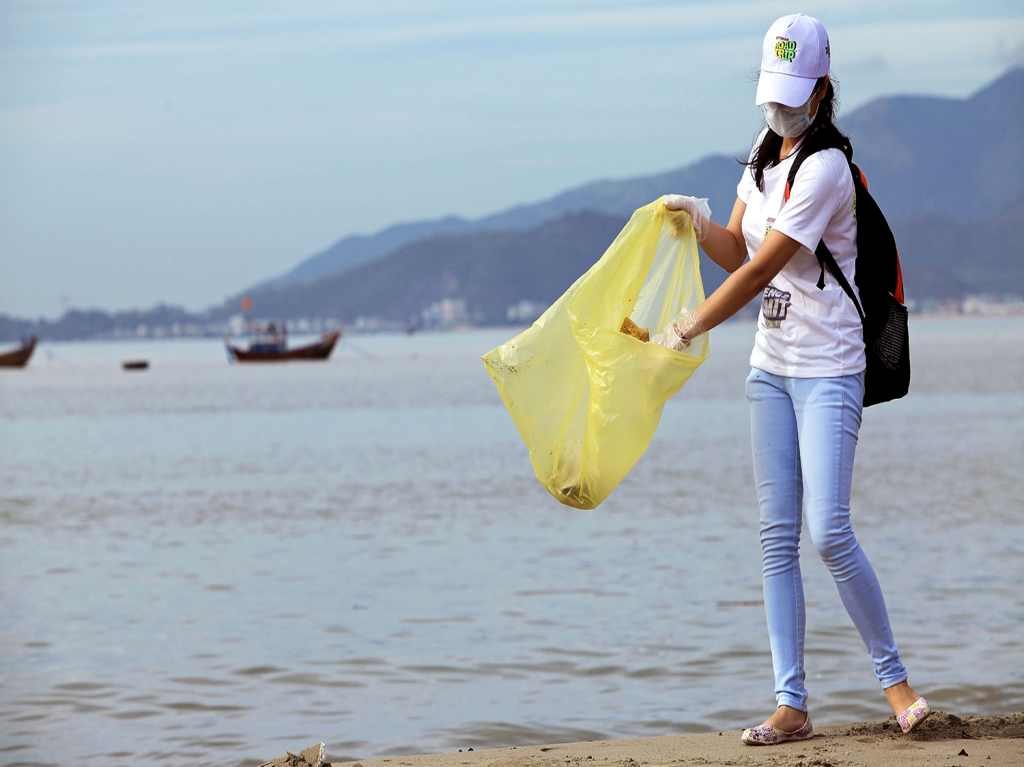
{"left": 894, "top": 249, "right": 906, "bottom": 303}
{"left": 850, "top": 162, "right": 870, "bottom": 190}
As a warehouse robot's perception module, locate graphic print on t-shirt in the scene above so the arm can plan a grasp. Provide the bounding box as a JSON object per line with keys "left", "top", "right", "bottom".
{"left": 761, "top": 284, "right": 791, "bottom": 329}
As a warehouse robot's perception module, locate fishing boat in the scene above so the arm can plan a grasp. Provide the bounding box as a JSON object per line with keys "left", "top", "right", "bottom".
{"left": 122, "top": 359, "right": 150, "bottom": 371}
{"left": 0, "top": 336, "right": 37, "bottom": 368}
{"left": 226, "top": 328, "right": 341, "bottom": 363}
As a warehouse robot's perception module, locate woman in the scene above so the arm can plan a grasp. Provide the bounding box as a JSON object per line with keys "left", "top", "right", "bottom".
{"left": 664, "top": 13, "right": 930, "bottom": 745}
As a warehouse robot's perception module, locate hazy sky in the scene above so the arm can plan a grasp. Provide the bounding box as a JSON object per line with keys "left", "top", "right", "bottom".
{"left": 3, "top": 1, "right": 1023, "bottom": 317}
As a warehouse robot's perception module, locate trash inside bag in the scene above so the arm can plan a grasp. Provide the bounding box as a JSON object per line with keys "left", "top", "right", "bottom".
{"left": 481, "top": 197, "right": 709, "bottom": 510}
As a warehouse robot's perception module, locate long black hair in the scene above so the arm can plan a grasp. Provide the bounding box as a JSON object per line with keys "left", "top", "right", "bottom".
{"left": 742, "top": 75, "right": 852, "bottom": 192}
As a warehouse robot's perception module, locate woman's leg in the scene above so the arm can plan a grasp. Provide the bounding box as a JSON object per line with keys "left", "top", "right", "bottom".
{"left": 746, "top": 368, "right": 808, "bottom": 714}
{"left": 791, "top": 372, "right": 910, "bottom": 695}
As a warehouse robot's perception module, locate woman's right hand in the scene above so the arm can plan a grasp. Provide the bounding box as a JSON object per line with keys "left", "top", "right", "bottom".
{"left": 663, "top": 195, "right": 711, "bottom": 242}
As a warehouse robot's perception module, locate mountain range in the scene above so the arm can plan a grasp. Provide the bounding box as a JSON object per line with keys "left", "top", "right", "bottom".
{"left": 205, "top": 66, "right": 1023, "bottom": 323}
{"left": 4, "top": 67, "right": 1022, "bottom": 340}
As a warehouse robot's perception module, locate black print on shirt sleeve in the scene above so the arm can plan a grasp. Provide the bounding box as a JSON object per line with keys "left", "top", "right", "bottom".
{"left": 761, "top": 284, "right": 791, "bottom": 329}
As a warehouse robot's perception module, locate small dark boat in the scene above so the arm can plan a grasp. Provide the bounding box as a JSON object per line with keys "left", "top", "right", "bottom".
{"left": 122, "top": 360, "right": 150, "bottom": 371}
{"left": 0, "top": 336, "right": 37, "bottom": 368}
{"left": 226, "top": 330, "right": 341, "bottom": 363}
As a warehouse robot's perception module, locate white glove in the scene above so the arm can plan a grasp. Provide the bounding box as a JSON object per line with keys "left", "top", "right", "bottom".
{"left": 663, "top": 195, "right": 711, "bottom": 243}
{"left": 651, "top": 308, "right": 701, "bottom": 351}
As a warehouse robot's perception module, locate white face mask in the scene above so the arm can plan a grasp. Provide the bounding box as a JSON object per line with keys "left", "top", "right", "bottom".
{"left": 763, "top": 97, "right": 818, "bottom": 137}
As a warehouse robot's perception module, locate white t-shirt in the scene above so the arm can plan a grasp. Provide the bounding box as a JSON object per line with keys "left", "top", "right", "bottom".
{"left": 736, "top": 129, "right": 865, "bottom": 377}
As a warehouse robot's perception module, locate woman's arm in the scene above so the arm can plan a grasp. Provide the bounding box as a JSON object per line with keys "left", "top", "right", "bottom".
{"left": 700, "top": 197, "right": 748, "bottom": 273}
{"left": 682, "top": 229, "right": 802, "bottom": 340}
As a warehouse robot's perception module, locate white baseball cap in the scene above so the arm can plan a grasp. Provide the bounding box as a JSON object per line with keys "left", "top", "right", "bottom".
{"left": 755, "top": 13, "right": 830, "bottom": 107}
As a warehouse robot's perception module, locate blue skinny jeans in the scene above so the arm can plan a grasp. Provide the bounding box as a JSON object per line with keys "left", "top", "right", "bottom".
{"left": 745, "top": 366, "right": 908, "bottom": 712}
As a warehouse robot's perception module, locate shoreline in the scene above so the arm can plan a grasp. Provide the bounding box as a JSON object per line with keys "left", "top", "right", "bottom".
{"left": 8, "top": 311, "right": 1024, "bottom": 347}
{"left": 315, "top": 711, "right": 1024, "bottom": 767}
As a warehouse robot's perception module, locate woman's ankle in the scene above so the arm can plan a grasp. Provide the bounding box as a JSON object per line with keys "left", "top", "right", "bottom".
{"left": 883, "top": 680, "right": 920, "bottom": 712}
{"left": 775, "top": 701, "right": 807, "bottom": 715}
{"left": 768, "top": 704, "right": 808, "bottom": 730}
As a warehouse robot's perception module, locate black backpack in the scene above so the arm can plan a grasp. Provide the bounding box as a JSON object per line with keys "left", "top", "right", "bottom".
{"left": 784, "top": 146, "right": 910, "bottom": 407}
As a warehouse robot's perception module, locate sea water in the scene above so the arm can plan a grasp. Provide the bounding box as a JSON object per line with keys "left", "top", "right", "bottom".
{"left": 1, "top": 318, "right": 1022, "bottom": 765}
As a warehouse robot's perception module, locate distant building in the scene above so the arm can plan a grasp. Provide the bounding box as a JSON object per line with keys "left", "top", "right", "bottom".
{"left": 506, "top": 300, "right": 546, "bottom": 323}
{"left": 962, "top": 294, "right": 1024, "bottom": 315}
{"left": 422, "top": 298, "right": 468, "bottom": 329}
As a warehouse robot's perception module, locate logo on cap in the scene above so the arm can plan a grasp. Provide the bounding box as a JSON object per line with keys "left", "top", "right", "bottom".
{"left": 774, "top": 36, "right": 797, "bottom": 62}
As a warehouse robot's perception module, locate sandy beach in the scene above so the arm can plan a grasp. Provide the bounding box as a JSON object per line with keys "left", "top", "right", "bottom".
{"left": 318, "top": 712, "right": 1024, "bottom": 767}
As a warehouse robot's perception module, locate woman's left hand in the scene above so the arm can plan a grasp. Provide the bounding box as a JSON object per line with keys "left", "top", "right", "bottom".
{"left": 664, "top": 320, "right": 697, "bottom": 350}
{"left": 663, "top": 194, "right": 711, "bottom": 242}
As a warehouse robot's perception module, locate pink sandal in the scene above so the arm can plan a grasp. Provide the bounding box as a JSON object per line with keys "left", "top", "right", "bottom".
{"left": 741, "top": 712, "right": 813, "bottom": 745}
{"left": 896, "top": 696, "right": 931, "bottom": 734}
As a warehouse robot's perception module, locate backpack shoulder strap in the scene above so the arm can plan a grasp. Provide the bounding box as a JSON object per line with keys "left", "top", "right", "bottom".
{"left": 783, "top": 143, "right": 867, "bottom": 307}
{"left": 782, "top": 139, "right": 831, "bottom": 288}
{"left": 782, "top": 138, "right": 819, "bottom": 202}
{"left": 815, "top": 239, "right": 865, "bottom": 322}
{"left": 815, "top": 160, "right": 867, "bottom": 323}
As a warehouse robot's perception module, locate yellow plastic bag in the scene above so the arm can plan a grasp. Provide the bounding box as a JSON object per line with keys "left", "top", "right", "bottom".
{"left": 481, "top": 197, "right": 709, "bottom": 510}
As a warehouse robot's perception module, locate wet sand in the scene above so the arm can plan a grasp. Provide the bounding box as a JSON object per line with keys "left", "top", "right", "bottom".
{"left": 328, "top": 712, "right": 1024, "bottom": 767}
